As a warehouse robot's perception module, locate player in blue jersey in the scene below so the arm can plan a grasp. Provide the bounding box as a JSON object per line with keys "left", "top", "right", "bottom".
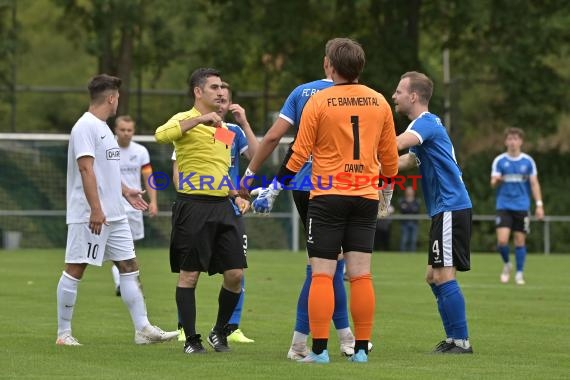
{"left": 242, "top": 39, "right": 359, "bottom": 359}
{"left": 172, "top": 81, "right": 258, "bottom": 344}
{"left": 393, "top": 71, "right": 473, "bottom": 354}
{"left": 491, "top": 127, "right": 544, "bottom": 285}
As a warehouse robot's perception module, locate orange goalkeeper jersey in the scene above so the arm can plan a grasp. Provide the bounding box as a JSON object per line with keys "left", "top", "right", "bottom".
{"left": 286, "top": 83, "right": 399, "bottom": 199}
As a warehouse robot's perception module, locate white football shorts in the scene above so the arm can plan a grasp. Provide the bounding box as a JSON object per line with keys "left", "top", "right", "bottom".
{"left": 65, "top": 218, "right": 136, "bottom": 266}
{"left": 127, "top": 210, "right": 144, "bottom": 241}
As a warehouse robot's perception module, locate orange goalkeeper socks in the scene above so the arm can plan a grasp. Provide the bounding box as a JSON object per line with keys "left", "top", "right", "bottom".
{"left": 308, "top": 273, "right": 334, "bottom": 339}
{"left": 350, "top": 273, "right": 375, "bottom": 341}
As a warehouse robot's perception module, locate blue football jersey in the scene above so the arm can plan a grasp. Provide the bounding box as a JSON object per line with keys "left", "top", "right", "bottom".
{"left": 407, "top": 112, "right": 472, "bottom": 217}
{"left": 226, "top": 123, "right": 248, "bottom": 216}
{"left": 279, "top": 79, "right": 333, "bottom": 191}
{"left": 491, "top": 152, "right": 536, "bottom": 211}
{"left": 227, "top": 123, "right": 248, "bottom": 186}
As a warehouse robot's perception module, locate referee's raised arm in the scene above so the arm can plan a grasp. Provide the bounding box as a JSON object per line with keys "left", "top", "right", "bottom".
{"left": 154, "top": 112, "right": 222, "bottom": 144}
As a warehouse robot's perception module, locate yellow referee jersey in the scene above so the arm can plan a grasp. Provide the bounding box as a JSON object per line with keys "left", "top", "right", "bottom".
{"left": 155, "top": 108, "right": 231, "bottom": 196}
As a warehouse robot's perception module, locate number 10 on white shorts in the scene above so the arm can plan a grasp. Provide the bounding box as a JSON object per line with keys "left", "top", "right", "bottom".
{"left": 65, "top": 219, "right": 135, "bottom": 266}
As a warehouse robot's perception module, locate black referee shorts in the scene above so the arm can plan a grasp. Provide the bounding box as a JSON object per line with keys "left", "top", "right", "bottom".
{"left": 170, "top": 194, "right": 247, "bottom": 275}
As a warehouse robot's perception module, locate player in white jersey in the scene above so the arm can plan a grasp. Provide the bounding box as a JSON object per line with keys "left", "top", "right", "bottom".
{"left": 56, "top": 74, "right": 177, "bottom": 346}
{"left": 110, "top": 115, "right": 158, "bottom": 296}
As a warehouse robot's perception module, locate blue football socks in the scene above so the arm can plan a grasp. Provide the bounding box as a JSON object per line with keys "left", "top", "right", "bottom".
{"left": 430, "top": 283, "right": 452, "bottom": 338}
{"left": 515, "top": 246, "right": 526, "bottom": 272}
{"left": 228, "top": 276, "right": 245, "bottom": 325}
{"left": 332, "top": 259, "right": 350, "bottom": 330}
{"left": 498, "top": 245, "right": 510, "bottom": 263}
{"left": 294, "top": 265, "right": 312, "bottom": 334}
{"left": 438, "top": 280, "right": 469, "bottom": 340}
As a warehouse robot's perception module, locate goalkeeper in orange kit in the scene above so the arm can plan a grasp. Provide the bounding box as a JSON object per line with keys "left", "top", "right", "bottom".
{"left": 271, "top": 38, "right": 398, "bottom": 363}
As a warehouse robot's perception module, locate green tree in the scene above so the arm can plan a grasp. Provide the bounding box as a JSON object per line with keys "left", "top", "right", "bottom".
{"left": 52, "top": 0, "right": 186, "bottom": 116}
{"left": 175, "top": 0, "right": 424, "bottom": 131}
{"left": 421, "top": 0, "right": 570, "bottom": 153}
{"left": 482, "top": 0, "right": 568, "bottom": 136}
{"left": 0, "top": 0, "right": 20, "bottom": 127}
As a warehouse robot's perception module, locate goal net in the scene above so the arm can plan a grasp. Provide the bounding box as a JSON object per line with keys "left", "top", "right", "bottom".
{"left": 0, "top": 133, "right": 300, "bottom": 250}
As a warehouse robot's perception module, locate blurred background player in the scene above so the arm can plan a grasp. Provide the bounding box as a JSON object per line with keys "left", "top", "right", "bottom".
{"left": 399, "top": 186, "right": 420, "bottom": 252}
{"left": 491, "top": 127, "right": 544, "bottom": 285}
{"left": 394, "top": 71, "right": 473, "bottom": 354}
{"left": 57, "top": 73, "right": 177, "bottom": 346}
{"left": 111, "top": 115, "right": 158, "bottom": 296}
{"left": 172, "top": 81, "right": 257, "bottom": 343}
{"left": 242, "top": 39, "right": 358, "bottom": 359}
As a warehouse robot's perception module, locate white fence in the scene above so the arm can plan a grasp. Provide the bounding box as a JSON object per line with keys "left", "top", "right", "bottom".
{"left": 386, "top": 214, "right": 570, "bottom": 255}
{"left": 1, "top": 207, "right": 568, "bottom": 254}
{"left": 1, "top": 133, "right": 568, "bottom": 253}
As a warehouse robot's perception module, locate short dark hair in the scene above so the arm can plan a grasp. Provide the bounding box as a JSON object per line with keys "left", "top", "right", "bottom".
{"left": 325, "top": 38, "right": 365, "bottom": 82}
{"left": 504, "top": 127, "right": 524, "bottom": 139}
{"left": 88, "top": 74, "right": 121, "bottom": 103}
{"left": 115, "top": 115, "right": 134, "bottom": 127}
{"left": 400, "top": 71, "right": 433, "bottom": 104}
{"left": 187, "top": 68, "right": 221, "bottom": 99}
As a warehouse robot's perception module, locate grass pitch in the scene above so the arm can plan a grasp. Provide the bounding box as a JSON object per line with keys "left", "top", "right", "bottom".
{"left": 0, "top": 249, "right": 569, "bottom": 379}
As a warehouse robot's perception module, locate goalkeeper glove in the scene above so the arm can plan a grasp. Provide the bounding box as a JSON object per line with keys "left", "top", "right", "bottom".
{"left": 377, "top": 188, "right": 394, "bottom": 218}
{"left": 251, "top": 182, "right": 282, "bottom": 214}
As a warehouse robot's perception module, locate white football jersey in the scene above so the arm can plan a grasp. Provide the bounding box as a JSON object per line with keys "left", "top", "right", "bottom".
{"left": 66, "top": 112, "right": 126, "bottom": 224}
{"left": 119, "top": 141, "right": 150, "bottom": 211}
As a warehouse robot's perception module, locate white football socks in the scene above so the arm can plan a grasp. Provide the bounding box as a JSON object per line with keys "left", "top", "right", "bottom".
{"left": 337, "top": 327, "right": 355, "bottom": 343}
{"left": 56, "top": 271, "right": 80, "bottom": 336}
{"left": 291, "top": 331, "right": 309, "bottom": 346}
{"left": 111, "top": 265, "right": 120, "bottom": 288}
{"left": 453, "top": 339, "right": 471, "bottom": 349}
{"left": 119, "top": 271, "right": 150, "bottom": 331}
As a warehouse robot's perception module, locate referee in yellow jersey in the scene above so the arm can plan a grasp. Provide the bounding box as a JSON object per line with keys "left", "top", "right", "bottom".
{"left": 155, "top": 68, "right": 250, "bottom": 355}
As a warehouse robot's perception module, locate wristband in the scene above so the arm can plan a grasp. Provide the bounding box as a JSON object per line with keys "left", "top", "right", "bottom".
{"left": 536, "top": 200, "right": 543, "bottom": 207}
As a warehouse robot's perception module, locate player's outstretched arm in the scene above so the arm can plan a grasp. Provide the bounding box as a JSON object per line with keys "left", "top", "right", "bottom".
{"left": 122, "top": 184, "right": 148, "bottom": 212}
{"left": 250, "top": 110, "right": 312, "bottom": 212}
{"left": 396, "top": 131, "right": 421, "bottom": 152}
{"left": 239, "top": 118, "right": 292, "bottom": 198}
{"left": 247, "top": 118, "right": 291, "bottom": 174}
{"left": 398, "top": 153, "right": 418, "bottom": 171}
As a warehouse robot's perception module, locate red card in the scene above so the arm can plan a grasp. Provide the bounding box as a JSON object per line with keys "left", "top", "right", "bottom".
{"left": 214, "top": 127, "right": 235, "bottom": 146}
